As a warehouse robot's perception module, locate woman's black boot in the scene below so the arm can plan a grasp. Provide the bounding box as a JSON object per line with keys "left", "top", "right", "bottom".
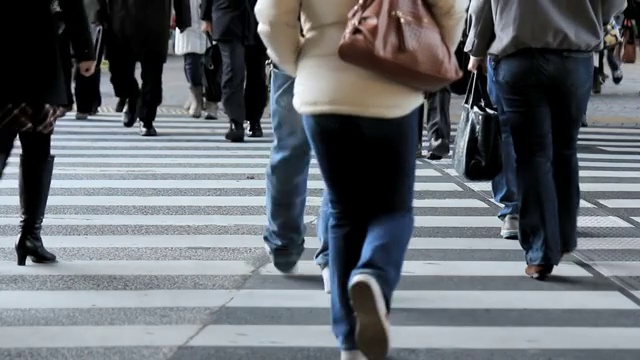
{"left": 15, "top": 155, "right": 57, "bottom": 266}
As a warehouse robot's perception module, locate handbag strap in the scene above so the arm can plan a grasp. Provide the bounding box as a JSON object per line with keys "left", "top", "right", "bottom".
{"left": 205, "top": 31, "right": 215, "bottom": 47}
{"left": 464, "top": 71, "right": 495, "bottom": 109}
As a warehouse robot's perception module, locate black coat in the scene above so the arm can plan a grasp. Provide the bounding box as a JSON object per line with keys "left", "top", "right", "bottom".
{"left": 0, "top": 0, "right": 95, "bottom": 106}
{"left": 200, "top": 0, "right": 258, "bottom": 44}
{"left": 105, "top": 0, "right": 191, "bottom": 62}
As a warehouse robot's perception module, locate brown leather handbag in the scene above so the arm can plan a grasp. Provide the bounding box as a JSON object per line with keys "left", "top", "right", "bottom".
{"left": 338, "top": 0, "right": 462, "bottom": 92}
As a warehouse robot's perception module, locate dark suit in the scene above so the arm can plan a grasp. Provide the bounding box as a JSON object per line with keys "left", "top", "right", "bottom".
{"left": 201, "top": 0, "right": 267, "bottom": 141}
{"left": 105, "top": 0, "right": 191, "bottom": 129}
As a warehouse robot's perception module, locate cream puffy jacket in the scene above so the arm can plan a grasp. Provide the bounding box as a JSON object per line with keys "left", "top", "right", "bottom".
{"left": 255, "top": 0, "right": 468, "bottom": 118}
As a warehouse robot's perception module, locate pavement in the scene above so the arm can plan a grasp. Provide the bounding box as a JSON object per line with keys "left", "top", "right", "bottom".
{"left": 0, "top": 110, "right": 639, "bottom": 360}
{"left": 97, "top": 56, "right": 640, "bottom": 126}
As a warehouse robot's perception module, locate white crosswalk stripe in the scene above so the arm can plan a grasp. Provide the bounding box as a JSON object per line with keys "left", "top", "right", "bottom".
{"left": 0, "top": 113, "right": 639, "bottom": 360}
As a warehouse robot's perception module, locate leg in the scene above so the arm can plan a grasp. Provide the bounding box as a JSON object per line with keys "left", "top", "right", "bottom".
{"left": 425, "top": 87, "right": 452, "bottom": 159}
{"left": 495, "top": 52, "right": 559, "bottom": 277}
{"left": 137, "top": 57, "right": 165, "bottom": 136}
{"left": 606, "top": 48, "right": 623, "bottom": 84}
{"left": 315, "top": 191, "right": 331, "bottom": 293}
{"left": 108, "top": 44, "right": 139, "bottom": 127}
{"left": 184, "top": 53, "right": 204, "bottom": 118}
{"left": 244, "top": 43, "right": 269, "bottom": 137}
{"left": 0, "top": 126, "right": 18, "bottom": 178}
{"left": 15, "top": 129, "right": 56, "bottom": 266}
{"left": 487, "top": 58, "right": 519, "bottom": 239}
{"left": 302, "top": 109, "right": 417, "bottom": 357}
{"left": 218, "top": 41, "right": 246, "bottom": 142}
{"left": 416, "top": 99, "right": 426, "bottom": 158}
{"left": 548, "top": 52, "right": 593, "bottom": 256}
{"left": 263, "top": 67, "right": 310, "bottom": 273}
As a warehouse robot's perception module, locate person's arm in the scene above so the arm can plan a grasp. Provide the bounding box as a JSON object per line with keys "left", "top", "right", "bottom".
{"left": 59, "top": 0, "right": 95, "bottom": 62}
{"left": 200, "top": 0, "right": 212, "bottom": 22}
{"left": 464, "top": 0, "right": 494, "bottom": 59}
{"left": 174, "top": 0, "right": 192, "bottom": 32}
{"left": 96, "top": 0, "right": 109, "bottom": 27}
{"left": 254, "top": 0, "right": 302, "bottom": 76}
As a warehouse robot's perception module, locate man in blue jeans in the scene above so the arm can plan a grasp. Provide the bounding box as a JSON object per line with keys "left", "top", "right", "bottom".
{"left": 486, "top": 59, "right": 519, "bottom": 240}
{"left": 263, "top": 65, "right": 330, "bottom": 293}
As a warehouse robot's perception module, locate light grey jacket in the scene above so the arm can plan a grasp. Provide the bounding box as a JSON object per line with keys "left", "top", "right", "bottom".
{"left": 464, "top": 0, "right": 627, "bottom": 59}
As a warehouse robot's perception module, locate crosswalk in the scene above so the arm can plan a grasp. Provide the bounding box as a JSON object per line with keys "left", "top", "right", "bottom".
{"left": 1, "top": 113, "right": 639, "bottom": 360}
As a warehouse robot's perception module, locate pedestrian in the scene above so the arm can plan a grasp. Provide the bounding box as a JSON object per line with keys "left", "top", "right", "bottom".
{"left": 175, "top": 0, "right": 209, "bottom": 119}
{"left": 201, "top": 0, "right": 269, "bottom": 142}
{"left": 466, "top": 0, "right": 626, "bottom": 279}
{"left": 255, "top": 0, "right": 467, "bottom": 359}
{"left": 74, "top": 0, "right": 109, "bottom": 119}
{"left": 103, "top": 0, "right": 191, "bottom": 136}
{"left": 262, "top": 61, "right": 331, "bottom": 292}
{"left": 0, "top": 0, "right": 96, "bottom": 266}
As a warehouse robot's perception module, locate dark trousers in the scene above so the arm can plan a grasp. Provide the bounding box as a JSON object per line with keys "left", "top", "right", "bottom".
{"left": 74, "top": 37, "right": 105, "bottom": 114}
{"left": 108, "top": 43, "right": 164, "bottom": 125}
{"left": 74, "top": 65, "right": 102, "bottom": 114}
{"left": 302, "top": 110, "right": 417, "bottom": 350}
{"left": 494, "top": 49, "right": 592, "bottom": 266}
{"left": 218, "top": 40, "right": 268, "bottom": 125}
{"left": 418, "top": 88, "right": 452, "bottom": 155}
{"left": 184, "top": 53, "right": 204, "bottom": 88}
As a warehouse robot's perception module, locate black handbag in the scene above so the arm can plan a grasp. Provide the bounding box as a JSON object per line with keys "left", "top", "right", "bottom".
{"left": 203, "top": 33, "right": 222, "bottom": 103}
{"left": 452, "top": 72, "right": 502, "bottom": 181}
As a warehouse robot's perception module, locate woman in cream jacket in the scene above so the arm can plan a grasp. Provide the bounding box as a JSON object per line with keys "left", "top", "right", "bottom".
{"left": 255, "top": 1, "right": 467, "bottom": 359}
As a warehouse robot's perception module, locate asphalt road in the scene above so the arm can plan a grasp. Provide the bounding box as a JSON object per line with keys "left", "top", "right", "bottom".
{"left": 0, "top": 113, "right": 639, "bottom": 360}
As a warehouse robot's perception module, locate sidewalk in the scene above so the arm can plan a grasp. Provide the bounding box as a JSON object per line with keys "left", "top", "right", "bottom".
{"left": 98, "top": 56, "right": 640, "bottom": 126}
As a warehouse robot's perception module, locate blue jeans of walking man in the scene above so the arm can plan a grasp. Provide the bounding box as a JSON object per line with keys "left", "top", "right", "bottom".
{"left": 263, "top": 66, "right": 330, "bottom": 287}
{"left": 487, "top": 58, "right": 519, "bottom": 239}
{"left": 494, "top": 49, "right": 591, "bottom": 268}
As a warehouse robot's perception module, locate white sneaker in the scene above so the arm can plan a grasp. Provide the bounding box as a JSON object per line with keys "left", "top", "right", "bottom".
{"left": 341, "top": 350, "right": 367, "bottom": 360}
{"left": 321, "top": 267, "right": 331, "bottom": 294}
{"left": 349, "top": 274, "right": 390, "bottom": 360}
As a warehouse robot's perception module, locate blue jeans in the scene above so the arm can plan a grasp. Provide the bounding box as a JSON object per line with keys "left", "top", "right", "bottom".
{"left": 263, "top": 68, "right": 329, "bottom": 270}
{"left": 183, "top": 53, "right": 203, "bottom": 87}
{"left": 302, "top": 110, "right": 418, "bottom": 350}
{"left": 487, "top": 59, "right": 519, "bottom": 219}
{"left": 494, "top": 49, "right": 592, "bottom": 266}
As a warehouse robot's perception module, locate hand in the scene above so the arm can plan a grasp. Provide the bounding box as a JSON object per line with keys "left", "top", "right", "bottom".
{"left": 468, "top": 57, "right": 483, "bottom": 72}
{"left": 78, "top": 61, "right": 97, "bottom": 77}
{"left": 201, "top": 21, "right": 212, "bottom": 33}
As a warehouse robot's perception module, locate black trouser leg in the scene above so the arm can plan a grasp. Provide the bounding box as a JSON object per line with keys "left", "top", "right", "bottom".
{"left": 425, "top": 87, "right": 452, "bottom": 158}
{"left": 218, "top": 40, "right": 246, "bottom": 142}
{"left": 244, "top": 42, "right": 268, "bottom": 137}
{"left": 137, "top": 58, "right": 164, "bottom": 129}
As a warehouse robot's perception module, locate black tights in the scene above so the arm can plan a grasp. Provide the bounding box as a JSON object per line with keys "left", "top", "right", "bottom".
{"left": 0, "top": 130, "right": 52, "bottom": 161}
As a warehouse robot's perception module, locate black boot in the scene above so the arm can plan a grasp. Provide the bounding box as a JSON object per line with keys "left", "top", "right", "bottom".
{"left": 15, "top": 155, "right": 57, "bottom": 266}
{"left": 225, "top": 119, "right": 245, "bottom": 142}
{"left": 122, "top": 95, "right": 138, "bottom": 128}
{"left": 247, "top": 121, "right": 263, "bottom": 138}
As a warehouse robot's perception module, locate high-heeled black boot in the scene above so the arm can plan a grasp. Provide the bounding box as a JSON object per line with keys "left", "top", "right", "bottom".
{"left": 15, "top": 155, "right": 57, "bottom": 266}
